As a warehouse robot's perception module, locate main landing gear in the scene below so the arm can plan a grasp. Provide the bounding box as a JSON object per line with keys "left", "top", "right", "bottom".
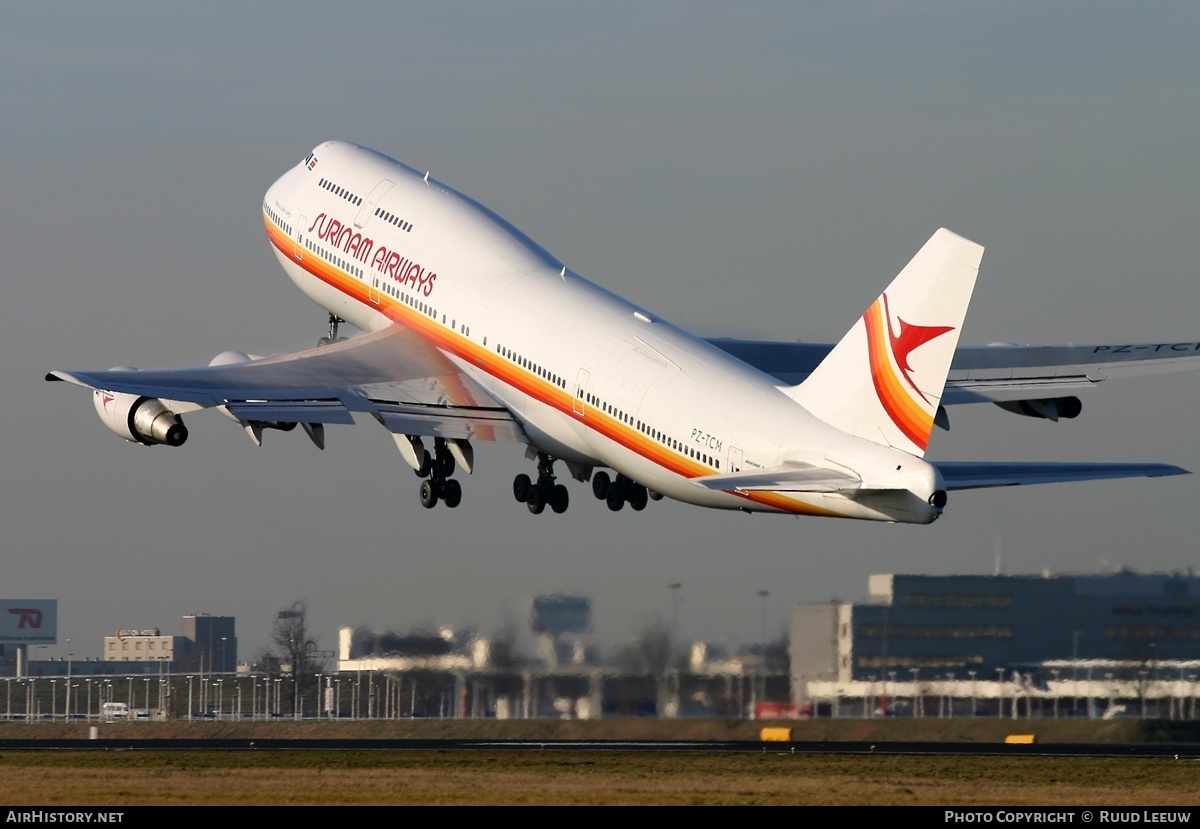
{"left": 591, "top": 470, "right": 652, "bottom": 512}
{"left": 513, "top": 453, "right": 569, "bottom": 515}
{"left": 318, "top": 313, "right": 347, "bottom": 346}
{"left": 417, "top": 438, "right": 462, "bottom": 509}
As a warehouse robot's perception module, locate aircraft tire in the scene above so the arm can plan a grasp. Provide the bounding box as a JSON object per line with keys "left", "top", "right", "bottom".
{"left": 551, "top": 484, "right": 569, "bottom": 514}
{"left": 527, "top": 486, "right": 545, "bottom": 515}
{"left": 605, "top": 483, "right": 624, "bottom": 511}
{"left": 443, "top": 479, "right": 462, "bottom": 508}
{"left": 419, "top": 479, "right": 438, "bottom": 509}
{"left": 414, "top": 454, "right": 432, "bottom": 478}
{"left": 513, "top": 473, "right": 532, "bottom": 502}
{"left": 592, "top": 471, "right": 610, "bottom": 500}
{"left": 628, "top": 485, "right": 648, "bottom": 511}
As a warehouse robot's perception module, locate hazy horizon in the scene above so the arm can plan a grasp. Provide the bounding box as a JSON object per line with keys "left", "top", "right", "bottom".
{"left": 6, "top": 2, "right": 1200, "bottom": 665}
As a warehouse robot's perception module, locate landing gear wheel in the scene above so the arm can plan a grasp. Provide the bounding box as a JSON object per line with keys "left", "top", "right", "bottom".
{"left": 606, "top": 483, "right": 625, "bottom": 511}
{"left": 442, "top": 478, "right": 462, "bottom": 508}
{"left": 513, "top": 473, "right": 532, "bottom": 503}
{"left": 434, "top": 454, "right": 454, "bottom": 479}
{"left": 550, "top": 484, "right": 569, "bottom": 514}
{"left": 322, "top": 313, "right": 344, "bottom": 347}
{"left": 648, "top": 489, "right": 663, "bottom": 501}
{"left": 628, "top": 484, "right": 648, "bottom": 511}
{"left": 592, "top": 471, "right": 611, "bottom": 500}
{"left": 527, "top": 486, "right": 545, "bottom": 515}
{"left": 419, "top": 479, "right": 438, "bottom": 509}
{"left": 414, "top": 453, "right": 432, "bottom": 478}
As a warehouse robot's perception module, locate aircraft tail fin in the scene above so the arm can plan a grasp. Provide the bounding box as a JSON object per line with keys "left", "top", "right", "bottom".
{"left": 786, "top": 228, "right": 984, "bottom": 457}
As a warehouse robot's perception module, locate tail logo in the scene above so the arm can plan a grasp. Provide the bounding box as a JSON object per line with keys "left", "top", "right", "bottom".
{"left": 883, "top": 294, "right": 954, "bottom": 403}
{"left": 864, "top": 293, "right": 954, "bottom": 450}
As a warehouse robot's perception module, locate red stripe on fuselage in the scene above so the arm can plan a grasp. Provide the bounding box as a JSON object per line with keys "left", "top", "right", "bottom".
{"left": 263, "top": 212, "right": 843, "bottom": 517}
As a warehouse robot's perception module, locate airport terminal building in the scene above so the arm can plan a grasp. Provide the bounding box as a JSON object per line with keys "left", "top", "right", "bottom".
{"left": 790, "top": 572, "right": 1200, "bottom": 715}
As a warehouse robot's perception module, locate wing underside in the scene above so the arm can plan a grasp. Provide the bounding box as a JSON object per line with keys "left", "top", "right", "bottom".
{"left": 47, "top": 324, "right": 528, "bottom": 443}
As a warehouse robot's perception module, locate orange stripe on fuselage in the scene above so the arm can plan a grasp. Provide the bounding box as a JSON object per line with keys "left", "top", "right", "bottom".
{"left": 263, "top": 212, "right": 846, "bottom": 517}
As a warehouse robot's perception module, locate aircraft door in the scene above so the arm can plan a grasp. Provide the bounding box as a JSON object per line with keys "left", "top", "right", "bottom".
{"left": 727, "top": 445, "right": 743, "bottom": 473}
{"left": 574, "top": 368, "right": 590, "bottom": 417}
{"left": 294, "top": 215, "right": 307, "bottom": 261}
{"left": 355, "top": 179, "right": 395, "bottom": 229}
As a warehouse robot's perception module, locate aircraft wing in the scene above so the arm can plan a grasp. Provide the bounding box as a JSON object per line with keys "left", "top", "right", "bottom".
{"left": 934, "top": 461, "right": 1188, "bottom": 490}
{"left": 46, "top": 324, "right": 528, "bottom": 444}
{"left": 707, "top": 338, "right": 1200, "bottom": 405}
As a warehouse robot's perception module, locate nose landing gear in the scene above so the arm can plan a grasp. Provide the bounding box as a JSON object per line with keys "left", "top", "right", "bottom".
{"left": 318, "top": 313, "right": 347, "bottom": 346}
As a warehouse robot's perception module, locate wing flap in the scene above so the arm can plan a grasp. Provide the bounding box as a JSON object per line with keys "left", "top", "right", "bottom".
{"left": 225, "top": 401, "right": 357, "bottom": 425}
{"left": 936, "top": 461, "right": 1188, "bottom": 490}
{"left": 375, "top": 404, "right": 527, "bottom": 442}
{"left": 940, "top": 376, "right": 1096, "bottom": 405}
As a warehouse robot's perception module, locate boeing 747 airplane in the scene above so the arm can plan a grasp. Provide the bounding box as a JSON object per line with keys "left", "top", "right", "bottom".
{"left": 47, "top": 141, "right": 1199, "bottom": 523}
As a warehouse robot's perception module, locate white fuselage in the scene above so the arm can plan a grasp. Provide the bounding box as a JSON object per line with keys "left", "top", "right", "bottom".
{"left": 262, "top": 141, "right": 942, "bottom": 522}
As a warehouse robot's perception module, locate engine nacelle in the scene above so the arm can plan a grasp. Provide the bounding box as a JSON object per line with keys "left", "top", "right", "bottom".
{"left": 93, "top": 389, "right": 188, "bottom": 446}
{"left": 208, "top": 350, "right": 263, "bottom": 367}
{"left": 994, "top": 396, "right": 1082, "bottom": 422}
{"left": 207, "top": 352, "right": 298, "bottom": 436}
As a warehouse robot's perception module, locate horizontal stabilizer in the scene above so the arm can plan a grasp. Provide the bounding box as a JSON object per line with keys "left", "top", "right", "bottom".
{"left": 935, "top": 461, "right": 1188, "bottom": 491}
{"left": 691, "top": 461, "right": 861, "bottom": 493}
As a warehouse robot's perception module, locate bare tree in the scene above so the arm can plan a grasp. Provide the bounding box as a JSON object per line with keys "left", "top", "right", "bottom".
{"left": 271, "top": 602, "right": 325, "bottom": 677}
{"left": 612, "top": 618, "right": 673, "bottom": 676}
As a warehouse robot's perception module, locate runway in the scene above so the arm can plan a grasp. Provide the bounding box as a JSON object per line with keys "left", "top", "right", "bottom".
{"left": 2, "top": 737, "right": 1198, "bottom": 757}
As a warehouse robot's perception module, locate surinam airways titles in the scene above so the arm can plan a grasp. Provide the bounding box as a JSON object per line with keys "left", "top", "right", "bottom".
{"left": 306, "top": 212, "right": 438, "bottom": 297}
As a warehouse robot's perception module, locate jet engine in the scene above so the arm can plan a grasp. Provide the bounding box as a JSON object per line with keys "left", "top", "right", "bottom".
{"left": 92, "top": 387, "right": 188, "bottom": 446}
{"left": 994, "top": 396, "right": 1082, "bottom": 422}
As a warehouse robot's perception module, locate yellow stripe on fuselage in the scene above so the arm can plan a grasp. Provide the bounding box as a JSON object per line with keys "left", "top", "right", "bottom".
{"left": 263, "top": 211, "right": 846, "bottom": 518}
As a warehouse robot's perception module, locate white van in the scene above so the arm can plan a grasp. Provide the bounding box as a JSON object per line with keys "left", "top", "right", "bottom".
{"left": 101, "top": 702, "right": 129, "bottom": 721}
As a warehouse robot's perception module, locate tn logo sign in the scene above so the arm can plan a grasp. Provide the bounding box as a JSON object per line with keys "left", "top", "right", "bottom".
{"left": 8, "top": 608, "right": 43, "bottom": 629}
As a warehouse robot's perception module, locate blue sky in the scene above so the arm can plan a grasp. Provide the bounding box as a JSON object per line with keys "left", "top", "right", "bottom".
{"left": 6, "top": 2, "right": 1200, "bottom": 662}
